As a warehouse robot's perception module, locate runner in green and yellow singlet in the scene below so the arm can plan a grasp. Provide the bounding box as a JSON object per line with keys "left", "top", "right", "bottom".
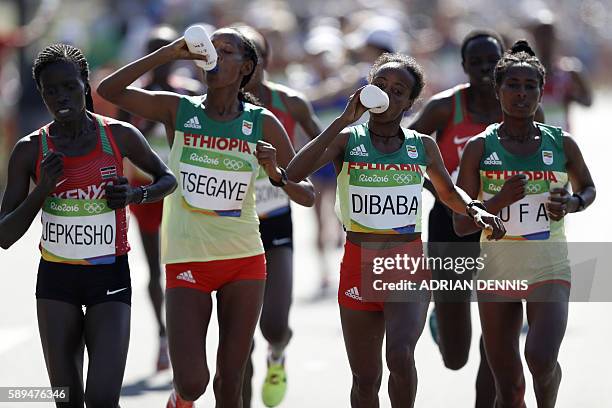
{"left": 287, "top": 53, "right": 505, "bottom": 407}
{"left": 98, "top": 27, "right": 315, "bottom": 408}
{"left": 454, "top": 40, "right": 596, "bottom": 407}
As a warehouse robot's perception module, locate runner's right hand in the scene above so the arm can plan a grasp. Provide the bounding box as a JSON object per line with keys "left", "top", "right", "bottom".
{"left": 496, "top": 174, "right": 527, "bottom": 206}
{"left": 472, "top": 209, "right": 506, "bottom": 240}
{"left": 162, "top": 37, "right": 209, "bottom": 62}
{"left": 339, "top": 87, "right": 369, "bottom": 125}
{"left": 39, "top": 150, "right": 64, "bottom": 192}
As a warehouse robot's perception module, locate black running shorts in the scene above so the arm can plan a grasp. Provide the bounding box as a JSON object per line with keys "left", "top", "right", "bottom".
{"left": 259, "top": 211, "right": 293, "bottom": 250}
{"left": 36, "top": 255, "right": 132, "bottom": 307}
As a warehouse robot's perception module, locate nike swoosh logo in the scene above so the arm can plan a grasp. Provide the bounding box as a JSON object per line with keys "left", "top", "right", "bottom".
{"left": 453, "top": 135, "right": 473, "bottom": 145}
{"left": 272, "top": 238, "right": 292, "bottom": 246}
{"left": 55, "top": 178, "right": 68, "bottom": 187}
{"left": 106, "top": 287, "right": 128, "bottom": 295}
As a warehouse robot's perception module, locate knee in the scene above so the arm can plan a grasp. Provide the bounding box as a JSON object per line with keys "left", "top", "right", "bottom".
{"left": 386, "top": 345, "right": 416, "bottom": 377}
{"left": 493, "top": 370, "right": 525, "bottom": 402}
{"left": 525, "top": 347, "right": 558, "bottom": 381}
{"left": 352, "top": 370, "right": 382, "bottom": 395}
{"left": 84, "top": 390, "right": 119, "bottom": 408}
{"left": 175, "top": 375, "right": 209, "bottom": 401}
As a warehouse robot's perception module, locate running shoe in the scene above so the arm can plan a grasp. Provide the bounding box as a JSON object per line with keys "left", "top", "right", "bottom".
{"left": 166, "top": 389, "right": 194, "bottom": 408}
{"left": 262, "top": 354, "right": 287, "bottom": 407}
{"left": 157, "top": 335, "right": 170, "bottom": 371}
{"left": 429, "top": 308, "right": 440, "bottom": 346}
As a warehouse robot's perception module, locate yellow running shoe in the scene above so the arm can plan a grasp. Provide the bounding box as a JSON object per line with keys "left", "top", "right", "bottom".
{"left": 262, "top": 356, "right": 287, "bottom": 407}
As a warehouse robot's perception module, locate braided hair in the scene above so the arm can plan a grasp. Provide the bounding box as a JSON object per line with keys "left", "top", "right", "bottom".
{"left": 32, "top": 43, "right": 95, "bottom": 112}
{"left": 494, "top": 40, "right": 546, "bottom": 89}
{"left": 227, "top": 27, "right": 261, "bottom": 106}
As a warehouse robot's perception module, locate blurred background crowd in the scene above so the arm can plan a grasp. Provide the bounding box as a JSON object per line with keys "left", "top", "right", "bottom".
{"left": 1, "top": 0, "right": 610, "bottom": 199}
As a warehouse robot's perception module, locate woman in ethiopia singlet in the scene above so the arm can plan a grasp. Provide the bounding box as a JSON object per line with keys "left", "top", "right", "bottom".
{"left": 97, "top": 27, "right": 315, "bottom": 408}
{"left": 454, "top": 40, "right": 596, "bottom": 408}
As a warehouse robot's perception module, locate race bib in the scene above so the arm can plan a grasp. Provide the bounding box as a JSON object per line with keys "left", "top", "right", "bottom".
{"left": 349, "top": 169, "right": 422, "bottom": 233}
{"left": 179, "top": 147, "right": 253, "bottom": 216}
{"left": 255, "top": 169, "right": 289, "bottom": 218}
{"left": 483, "top": 179, "right": 550, "bottom": 240}
{"left": 41, "top": 197, "right": 116, "bottom": 264}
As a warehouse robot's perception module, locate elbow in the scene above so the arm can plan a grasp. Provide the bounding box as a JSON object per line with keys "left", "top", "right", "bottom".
{"left": 169, "top": 175, "right": 178, "bottom": 194}
{"left": 452, "top": 214, "right": 471, "bottom": 237}
{"left": 304, "top": 188, "right": 316, "bottom": 207}
{"left": 0, "top": 238, "right": 13, "bottom": 250}
{"left": 96, "top": 79, "right": 116, "bottom": 102}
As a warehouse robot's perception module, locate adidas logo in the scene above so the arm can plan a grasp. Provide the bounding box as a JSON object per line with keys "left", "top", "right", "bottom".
{"left": 349, "top": 144, "right": 368, "bottom": 157}
{"left": 184, "top": 116, "right": 201, "bottom": 129}
{"left": 484, "top": 152, "right": 502, "bottom": 165}
{"left": 176, "top": 270, "right": 196, "bottom": 283}
{"left": 345, "top": 286, "right": 363, "bottom": 301}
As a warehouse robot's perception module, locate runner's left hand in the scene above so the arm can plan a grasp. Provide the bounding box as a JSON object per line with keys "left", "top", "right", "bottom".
{"left": 105, "top": 176, "right": 137, "bottom": 209}
{"left": 255, "top": 140, "right": 282, "bottom": 183}
{"left": 546, "top": 188, "right": 574, "bottom": 221}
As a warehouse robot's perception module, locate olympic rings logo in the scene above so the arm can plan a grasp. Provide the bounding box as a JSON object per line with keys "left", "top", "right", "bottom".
{"left": 223, "top": 159, "right": 244, "bottom": 170}
{"left": 526, "top": 184, "right": 541, "bottom": 194}
{"left": 84, "top": 202, "right": 105, "bottom": 214}
{"left": 393, "top": 174, "right": 413, "bottom": 184}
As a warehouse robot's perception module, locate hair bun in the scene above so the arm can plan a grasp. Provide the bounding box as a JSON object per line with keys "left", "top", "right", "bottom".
{"left": 511, "top": 40, "right": 536, "bottom": 56}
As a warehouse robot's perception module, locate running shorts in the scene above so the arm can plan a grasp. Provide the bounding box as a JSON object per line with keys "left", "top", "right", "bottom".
{"left": 427, "top": 201, "right": 481, "bottom": 302}
{"left": 166, "top": 254, "right": 266, "bottom": 293}
{"left": 259, "top": 211, "right": 293, "bottom": 250}
{"left": 338, "top": 239, "right": 430, "bottom": 311}
{"left": 36, "top": 255, "right": 131, "bottom": 306}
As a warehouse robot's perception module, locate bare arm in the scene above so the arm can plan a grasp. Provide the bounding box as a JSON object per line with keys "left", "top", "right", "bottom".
{"left": 423, "top": 135, "right": 474, "bottom": 213}
{"left": 448, "top": 137, "right": 506, "bottom": 238}
{"left": 259, "top": 112, "right": 315, "bottom": 207}
{"left": 0, "top": 137, "right": 62, "bottom": 249}
{"left": 284, "top": 92, "right": 323, "bottom": 140}
{"left": 104, "top": 122, "right": 177, "bottom": 209}
{"left": 286, "top": 88, "right": 368, "bottom": 182}
{"left": 546, "top": 134, "right": 595, "bottom": 220}
{"left": 409, "top": 94, "right": 453, "bottom": 199}
{"left": 97, "top": 38, "right": 204, "bottom": 144}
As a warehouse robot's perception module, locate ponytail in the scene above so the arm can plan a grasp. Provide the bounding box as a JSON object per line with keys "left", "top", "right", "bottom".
{"left": 494, "top": 39, "right": 546, "bottom": 88}
{"left": 238, "top": 89, "right": 261, "bottom": 106}
{"left": 510, "top": 40, "right": 536, "bottom": 56}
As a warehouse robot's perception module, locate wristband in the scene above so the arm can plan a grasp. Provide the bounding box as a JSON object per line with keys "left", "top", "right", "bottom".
{"left": 572, "top": 193, "right": 586, "bottom": 212}
{"left": 138, "top": 185, "right": 149, "bottom": 204}
{"left": 466, "top": 200, "right": 486, "bottom": 219}
{"left": 269, "top": 167, "right": 288, "bottom": 187}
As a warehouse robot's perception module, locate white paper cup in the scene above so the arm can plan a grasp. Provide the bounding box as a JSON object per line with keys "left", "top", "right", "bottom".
{"left": 359, "top": 84, "right": 389, "bottom": 114}
{"left": 184, "top": 25, "right": 218, "bottom": 71}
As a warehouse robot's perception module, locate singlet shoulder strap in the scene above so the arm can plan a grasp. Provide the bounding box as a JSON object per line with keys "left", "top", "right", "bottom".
{"left": 452, "top": 87, "right": 465, "bottom": 125}
{"left": 40, "top": 126, "right": 50, "bottom": 157}
{"left": 269, "top": 87, "right": 287, "bottom": 112}
{"left": 93, "top": 114, "right": 114, "bottom": 156}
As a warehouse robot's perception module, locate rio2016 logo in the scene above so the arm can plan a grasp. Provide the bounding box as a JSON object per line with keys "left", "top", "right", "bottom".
{"left": 49, "top": 202, "right": 79, "bottom": 212}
